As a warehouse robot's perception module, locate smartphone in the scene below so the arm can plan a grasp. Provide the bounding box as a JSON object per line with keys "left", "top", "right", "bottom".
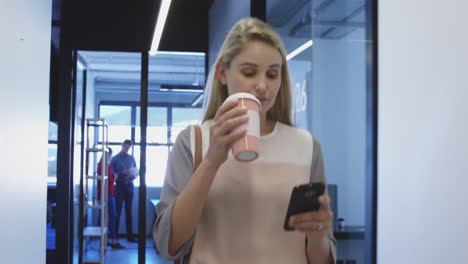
{"left": 283, "top": 182, "right": 326, "bottom": 231}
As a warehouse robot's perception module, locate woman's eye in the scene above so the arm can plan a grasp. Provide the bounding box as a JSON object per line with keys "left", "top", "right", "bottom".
{"left": 242, "top": 71, "right": 256, "bottom": 77}
{"left": 267, "top": 71, "right": 279, "bottom": 79}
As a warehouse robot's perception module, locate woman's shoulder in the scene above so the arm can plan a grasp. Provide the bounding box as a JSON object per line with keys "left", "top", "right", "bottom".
{"left": 174, "top": 125, "right": 192, "bottom": 146}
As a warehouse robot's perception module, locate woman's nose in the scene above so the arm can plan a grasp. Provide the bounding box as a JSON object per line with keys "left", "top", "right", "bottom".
{"left": 255, "top": 77, "right": 267, "bottom": 93}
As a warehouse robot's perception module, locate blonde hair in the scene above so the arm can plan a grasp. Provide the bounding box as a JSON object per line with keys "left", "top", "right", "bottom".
{"left": 202, "top": 17, "right": 293, "bottom": 126}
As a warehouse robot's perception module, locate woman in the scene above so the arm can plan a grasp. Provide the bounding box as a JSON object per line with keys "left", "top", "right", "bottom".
{"left": 154, "top": 17, "right": 336, "bottom": 263}
{"left": 97, "top": 148, "right": 124, "bottom": 249}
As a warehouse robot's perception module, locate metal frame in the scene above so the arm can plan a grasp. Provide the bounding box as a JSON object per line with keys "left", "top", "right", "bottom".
{"left": 251, "top": 0, "right": 266, "bottom": 21}
{"left": 82, "top": 118, "right": 109, "bottom": 264}
{"left": 56, "top": 46, "right": 75, "bottom": 264}
{"left": 138, "top": 51, "right": 149, "bottom": 264}
{"left": 78, "top": 69, "right": 88, "bottom": 263}
{"left": 365, "top": 0, "right": 378, "bottom": 263}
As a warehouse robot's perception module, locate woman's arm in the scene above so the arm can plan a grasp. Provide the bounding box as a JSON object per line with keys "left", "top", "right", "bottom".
{"left": 168, "top": 157, "right": 220, "bottom": 255}
{"left": 154, "top": 100, "right": 248, "bottom": 259}
{"left": 304, "top": 137, "right": 337, "bottom": 263}
{"left": 168, "top": 102, "right": 248, "bottom": 256}
{"left": 306, "top": 233, "right": 333, "bottom": 264}
{"left": 153, "top": 127, "right": 196, "bottom": 259}
{"left": 290, "top": 194, "right": 334, "bottom": 264}
{"left": 154, "top": 131, "right": 222, "bottom": 258}
{"left": 306, "top": 212, "right": 335, "bottom": 264}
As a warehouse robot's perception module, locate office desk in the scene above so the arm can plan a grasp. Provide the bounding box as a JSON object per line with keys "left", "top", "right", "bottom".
{"left": 334, "top": 226, "right": 365, "bottom": 240}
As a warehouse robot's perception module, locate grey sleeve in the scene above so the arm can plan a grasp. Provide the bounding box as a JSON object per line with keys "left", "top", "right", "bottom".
{"left": 310, "top": 137, "right": 337, "bottom": 263}
{"left": 153, "top": 126, "right": 194, "bottom": 260}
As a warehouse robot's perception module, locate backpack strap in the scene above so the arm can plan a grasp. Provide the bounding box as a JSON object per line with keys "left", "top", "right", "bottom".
{"left": 193, "top": 125, "right": 202, "bottom": 172}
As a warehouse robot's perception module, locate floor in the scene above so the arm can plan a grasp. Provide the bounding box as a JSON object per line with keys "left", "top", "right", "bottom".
{"left": 85, "top": 238, "right": 172, "bottom": 264}
{"left": 47, "top": 223, "right": 172, "bottom": 263}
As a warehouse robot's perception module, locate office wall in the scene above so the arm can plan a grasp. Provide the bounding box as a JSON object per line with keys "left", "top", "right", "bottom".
{"left": 208, "top": 0, "right": 250, "bottom": 69}
{"left": 378, "top": 0, "right": 468, "bottom": 263}
{"left": 309, "top": 38, "right": 366, "bottom": 227}
{"left": 287, "top": 39, "right": 367, "bottom": 227}
{"left": 0, "top": 0, "right": 52, "bottom": 263}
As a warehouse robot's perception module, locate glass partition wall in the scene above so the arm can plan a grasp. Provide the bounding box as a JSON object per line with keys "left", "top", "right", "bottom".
{"left": 65, "top": 50, "right": 206, "bottom": 263}
{"left": 267, "top": 0, "right": 377, "bottom": 263}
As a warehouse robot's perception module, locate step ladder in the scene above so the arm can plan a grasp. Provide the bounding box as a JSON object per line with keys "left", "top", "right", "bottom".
{"left": 82, "top": 118, "right": 109, "bottom": 263}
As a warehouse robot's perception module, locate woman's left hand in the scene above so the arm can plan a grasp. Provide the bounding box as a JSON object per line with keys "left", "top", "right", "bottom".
{"left": 288, "top": 194, "right": 334, "bottom": 239}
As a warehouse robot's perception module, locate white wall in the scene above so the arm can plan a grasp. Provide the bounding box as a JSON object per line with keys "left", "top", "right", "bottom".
{"left": 378, "top": 0, "right": 468, "bottom": 263}
{"left": 0, "top": 0, "right": 51, "bottom": 263}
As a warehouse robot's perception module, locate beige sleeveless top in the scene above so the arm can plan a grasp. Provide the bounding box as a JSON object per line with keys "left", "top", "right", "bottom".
{"left": 189, "top": 121, "right": 313, "bottom": 264}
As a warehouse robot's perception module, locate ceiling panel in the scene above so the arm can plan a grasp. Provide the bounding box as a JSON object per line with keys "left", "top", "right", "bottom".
{"left": 268, "top": 0, "right": 367, "bottom": 40}
{"left": 79, "top": 50, "right": 205, "bottom": 105}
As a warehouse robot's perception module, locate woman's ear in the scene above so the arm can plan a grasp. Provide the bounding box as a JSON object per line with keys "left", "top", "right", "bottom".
{"left": 215, "top": 60, "right": 227, "bottom": 86}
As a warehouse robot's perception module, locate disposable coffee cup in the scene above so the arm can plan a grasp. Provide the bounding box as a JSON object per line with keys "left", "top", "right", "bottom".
{"left": 224, "top": 92, "right": 261, "bottom": 162}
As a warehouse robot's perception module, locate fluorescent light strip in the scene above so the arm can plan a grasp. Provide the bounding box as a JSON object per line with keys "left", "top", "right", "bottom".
{"left": 156, "top": 51, "right": 205, "bottom": 56}
{"left": 286, "top": 40, "right": 313, "bottom": 61}
{"left": 192, "top": 94, "right": 204, "bottom": 106}
{"left": 160, "top": 88, "right": 202, "bottom": 93}
{"left": 149, "top": 0, "right": 173, "bottom": 56}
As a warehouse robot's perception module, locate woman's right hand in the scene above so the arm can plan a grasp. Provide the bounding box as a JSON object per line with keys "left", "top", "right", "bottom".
{"left": 205, "top": 99, "right": 249, "bottom": 168}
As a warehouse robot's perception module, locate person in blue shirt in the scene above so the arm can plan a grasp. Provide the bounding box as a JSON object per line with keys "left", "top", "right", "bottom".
{"left": 110, "top": 139, "right": 139, "bottom": 242}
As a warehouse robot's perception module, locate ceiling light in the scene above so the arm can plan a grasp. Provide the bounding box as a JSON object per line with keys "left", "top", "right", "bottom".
{"left": 160, "top": 88, "right": 202, "bottom": 93}
{"left": 286, "top": 40, "right": 313, "bottom": 61}
{"left": 149, "top": 0, "right": 173, "bottom": 56}
{"left": 192, "top": 94, "right": 204, "bottom": 106}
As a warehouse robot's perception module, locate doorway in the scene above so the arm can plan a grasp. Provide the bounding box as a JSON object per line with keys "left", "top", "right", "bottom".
{"left": 51, "top": 50, "right": 205, "bottom": 264}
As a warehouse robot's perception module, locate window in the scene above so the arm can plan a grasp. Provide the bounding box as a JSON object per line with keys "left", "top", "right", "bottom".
{"left": 99, "top": 104, "right": 202, "bottom": 187}
{"left": 266, "top": 0, "right": 377, "bottom": 262}
{"left": 99, "top": 105, "right": 132, "bottom": 143}
{"left": 48, "top": 122, "right": 58, "bottom": 185}
{"left": 145, "top": 146, "right": 169, "bottom": 187}
{"left": 136, "top": 107, "right": 168, "bottom": 144}
{"left": 48, "top": 143, "right": 57, "bottom": 185}
{"left": 171, "top": 107, "right": 203, "bottom": 142}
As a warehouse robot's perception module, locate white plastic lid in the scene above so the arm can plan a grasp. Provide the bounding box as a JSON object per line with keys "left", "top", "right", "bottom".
{"left": 225, "top": 92, "right": 261, "bottom": 110}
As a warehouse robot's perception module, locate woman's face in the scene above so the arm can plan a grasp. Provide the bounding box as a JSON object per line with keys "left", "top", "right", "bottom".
{"left": 217, "top": 40, "right": 283, "bottom": 117}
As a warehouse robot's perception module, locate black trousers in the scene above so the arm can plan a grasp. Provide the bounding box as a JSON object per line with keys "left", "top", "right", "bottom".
{"left": 115, "top": 182, "right": 134, "bottom": 239}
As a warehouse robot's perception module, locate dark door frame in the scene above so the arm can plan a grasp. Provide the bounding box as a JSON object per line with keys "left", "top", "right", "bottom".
{"left": 365, "top": 0, "right": 378, "bottom": 263}
{"left": 138, "top": 51, "right": 149, "bottom": 264}
{"left": 55, "top": 49, "right": 76, "bottom": 264}
{"left": 55, "top": 1, "right": 75, "bottom": 260}
{"left": 56, "top": 50, "right": 150, "bottom": 264}
{"left": 77, "top": 56, "right": 87, "bottom": 264}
